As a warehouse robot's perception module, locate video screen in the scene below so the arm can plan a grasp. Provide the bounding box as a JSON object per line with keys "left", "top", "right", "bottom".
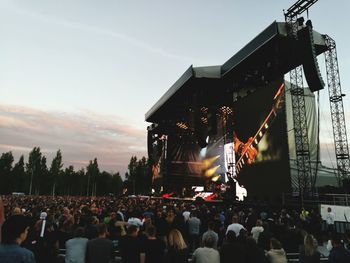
{"left": 163, "top": 77, "right": 291, "bottom": 197}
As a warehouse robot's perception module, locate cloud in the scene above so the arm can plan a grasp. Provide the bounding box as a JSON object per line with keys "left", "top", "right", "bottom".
{"left": 6, "top": 2, "right": 194, "bottom": 63}
{"left": 0, "top": 103, "right": 147, "bottom": 175}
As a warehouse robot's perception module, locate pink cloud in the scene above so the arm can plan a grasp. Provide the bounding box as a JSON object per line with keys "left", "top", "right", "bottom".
{"left": 0, "top": 103, "right": 147, "bottom": 175}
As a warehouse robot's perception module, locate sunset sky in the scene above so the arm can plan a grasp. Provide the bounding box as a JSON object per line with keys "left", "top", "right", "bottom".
{"left": 1, "top": 0, "right": 349, "bottom": 175}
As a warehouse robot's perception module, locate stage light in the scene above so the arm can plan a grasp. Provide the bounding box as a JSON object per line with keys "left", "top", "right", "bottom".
{"left": 204, "top": 165, "right": 220, "bottom": 177}
{"left": 176, "top": 122, "right": 188, "bottom": 130}
{"left": 211, "top": 175, "right": 221, "bottom": 182}
{"left": 201, "top": 117, "right": 208, "bottom": 124}
{"left": 202, "top": 155, "right": 220, "bottom": 169}
{"left": 219, "top": 106, "right": 233, "bottom": 115}
{"left": 200, "top": 107, "right": 208, "bottom": 114}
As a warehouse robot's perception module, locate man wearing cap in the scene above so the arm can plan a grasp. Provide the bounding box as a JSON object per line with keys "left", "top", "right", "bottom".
{"left": 0, "top": 215, "right": 36, "bottom": 263}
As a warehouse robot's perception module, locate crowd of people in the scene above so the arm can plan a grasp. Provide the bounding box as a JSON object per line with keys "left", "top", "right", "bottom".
{"left": 0, "top": 195, "right": 350, "bottom": 263}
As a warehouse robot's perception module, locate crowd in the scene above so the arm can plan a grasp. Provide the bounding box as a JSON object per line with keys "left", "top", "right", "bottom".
{"left": 0, "top": 195, "right": 350, "bottom": 263}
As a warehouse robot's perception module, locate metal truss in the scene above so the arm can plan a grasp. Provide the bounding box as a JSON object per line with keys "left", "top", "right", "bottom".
{"left": 324, "top": 35, "right": 350, "bottom": 183}
{"left": 284, "top": 2, "right": 314, "bottom": 198}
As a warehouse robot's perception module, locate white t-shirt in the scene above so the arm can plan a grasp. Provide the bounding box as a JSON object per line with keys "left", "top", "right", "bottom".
{"left": 192, "top": 247, "right": 220, "bottom": 263}
{"left": 183, "top": 211, "right": 191, "bottom": 222}
{"left": 226, "top": 223, "right": 245, "bottom": 237}
{"left": 326, "top": 212, "right": 335, "bottom": 225}
{"left": 251, "top": 226, "right": 264, "bottom": 242}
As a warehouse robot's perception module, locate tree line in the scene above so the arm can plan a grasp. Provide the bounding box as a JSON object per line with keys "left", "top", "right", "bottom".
{"left": 0, "top": 147, "right": 153, "bottom": 196}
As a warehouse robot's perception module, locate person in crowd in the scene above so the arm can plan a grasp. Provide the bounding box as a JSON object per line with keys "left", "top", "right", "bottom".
{"left": 182, "top": 206, "right": 191, "bottom": 223}
{"left": 192, "top": 235, "right": 219, "bottom": 263}
{"left": 245, "top": 208, "right": 258, "bottom": 233}
{"left": 28, "top": 218, "right": 59, "bottom": 263}
{"left": 127, "top": 212, "right": 143, "bottom": 228}
{"left": 299, "top": 234, "right": 320, "bottom": 263}
{"left": 0, "top": 215, "right": 36, "bottom": 263}
{"left": 328, "top": 233, "right": 350, "bottom": 263}
{"left": 140, "top": 225, "right": 165, "bottom": 263}
{"left": 251, "top": 219, "right": 264, "bottom": 242}
{"left": 12, "top": 207, "right": 23, "bottom": 216}
{"left": 258, "top": 222, "right": 274, "bottom": 251}
{"left": 57, "top": 217, "right": 73, "bottom": 249}
{"left": 226, "top": 214, "right": 245, "bottom": 237}
{"left": 220, "top": 230, "right": 245, "bottom": 263}
{"left": 85, "top": 216, "right": 99, "bottom": 240}
{"left": 172, "top": 207, "right": 186, "bottom": 236}
{"left": 188, "top": 210, "right": 201, "bottom": 252}
{"left": 266, "top": 238, "right": 287, "bottom": 263}
{"left": 114, "top": 212, "right": 127, "bottom": 237}
{"left": 164, "top": 229, "right": 189, "bottom": 263}
{"left": 85, "top": 223, "right": 114, "bottom": 263}
{"left": 154, "top": 210, "right": 168, "bottom": 245}
{"left": 119, "top": 224, "right": 143, "bottom": 263}
{"left": 246, "top": 236, "right": 268, "bottom": 263}
{"left": 201, "top": 221, "right": 218, "bottom": 249}
{"left": 65, "top": 227, "right": 88, "bottom": 263}
{"left": 325, "top": 207, "right": 335, "bottom": 234}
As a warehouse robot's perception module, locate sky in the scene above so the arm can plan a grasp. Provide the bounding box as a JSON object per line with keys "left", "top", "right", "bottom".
{"left": 0, "top": 0, "right": 349, "bottom": 175}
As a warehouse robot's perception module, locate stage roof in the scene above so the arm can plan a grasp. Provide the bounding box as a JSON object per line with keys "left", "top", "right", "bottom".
{"left": 145, "top": 21, "right": 327, "bottom": 123}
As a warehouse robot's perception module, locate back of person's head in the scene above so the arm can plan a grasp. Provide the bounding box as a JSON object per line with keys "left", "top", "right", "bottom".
{"left": 232, "top": 215, "right": 239, "bottom": 223}
{"left": 239, "top": 228, "right": 248, "bottom": 238}
{"left": 226, "top": 230, "right": 236, "bottom": 243}
{"left": 12, "top": 207, "right": 22, "bottom": 216}
{"left": 331, "top": 233, "right": 342, "bottom": 246}
{"left": 256, "top": 219, "right": 263, "bottom": 227}
{"left": 270, "top": 238, "right": 282, "bottom": 250}
{"left": 168, "top": 229, "right": 187, "bottom": 250}
{"left": 146, "top": 225, "right": 156, "bottom": 237}
{"left": 96, "top": 223, "right": 107, "bottom": 237}
{"left": 1, "top": 215, "right": 31, "bottom": 244}
{"left": 203, "top": 235, "right": 215, "bottom": 248}
{"left": 190, "top": 210, "right": 197, "bottom": 218}
{"left": 207, "top": 221, "right": 214, "bottom": 230}
{"left": 116, "top": 213, "right": 123, "bottom": 221}
{"left": 74, "top": 227, "right": 85, "bottom": 238}
{"left": 304, "top": 234, "right": 316, "bottom": 256}
{"left": 127, "top": 224, "right": 139, "bottom": 236}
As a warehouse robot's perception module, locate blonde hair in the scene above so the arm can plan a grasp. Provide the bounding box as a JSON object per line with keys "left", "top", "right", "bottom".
{"left": 168, "top": 229, "right": 187, "bottom": 250}
{"left": 304, "top": 234, "right": 317, "bottom": 256}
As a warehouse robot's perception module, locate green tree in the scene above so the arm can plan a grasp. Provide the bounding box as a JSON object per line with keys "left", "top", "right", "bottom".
{"left": 127, "top": 156, "right": 138, "bottom": 194}
{"left": 0, "top": 152, "right": 14, "bottom": 194}
{"left": 86, "top": 158, "right": 99, "bottom": 196}
{"left": 62, "top": 165, "right": 74, "bottom": 195}
{"left": 26, "top": 147, "right": 47, "bottom": 195}
{"left": 111, "top": 172, "right": 123, "bottom": 195}
{"left": 12, "top": 155, "right": 26, "bottom": 193}
{"left": 74, "top": 168, "right": 86, "bottom": 196}
{"left": 49, "top": 150, "right": 63, "bottom": 196}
